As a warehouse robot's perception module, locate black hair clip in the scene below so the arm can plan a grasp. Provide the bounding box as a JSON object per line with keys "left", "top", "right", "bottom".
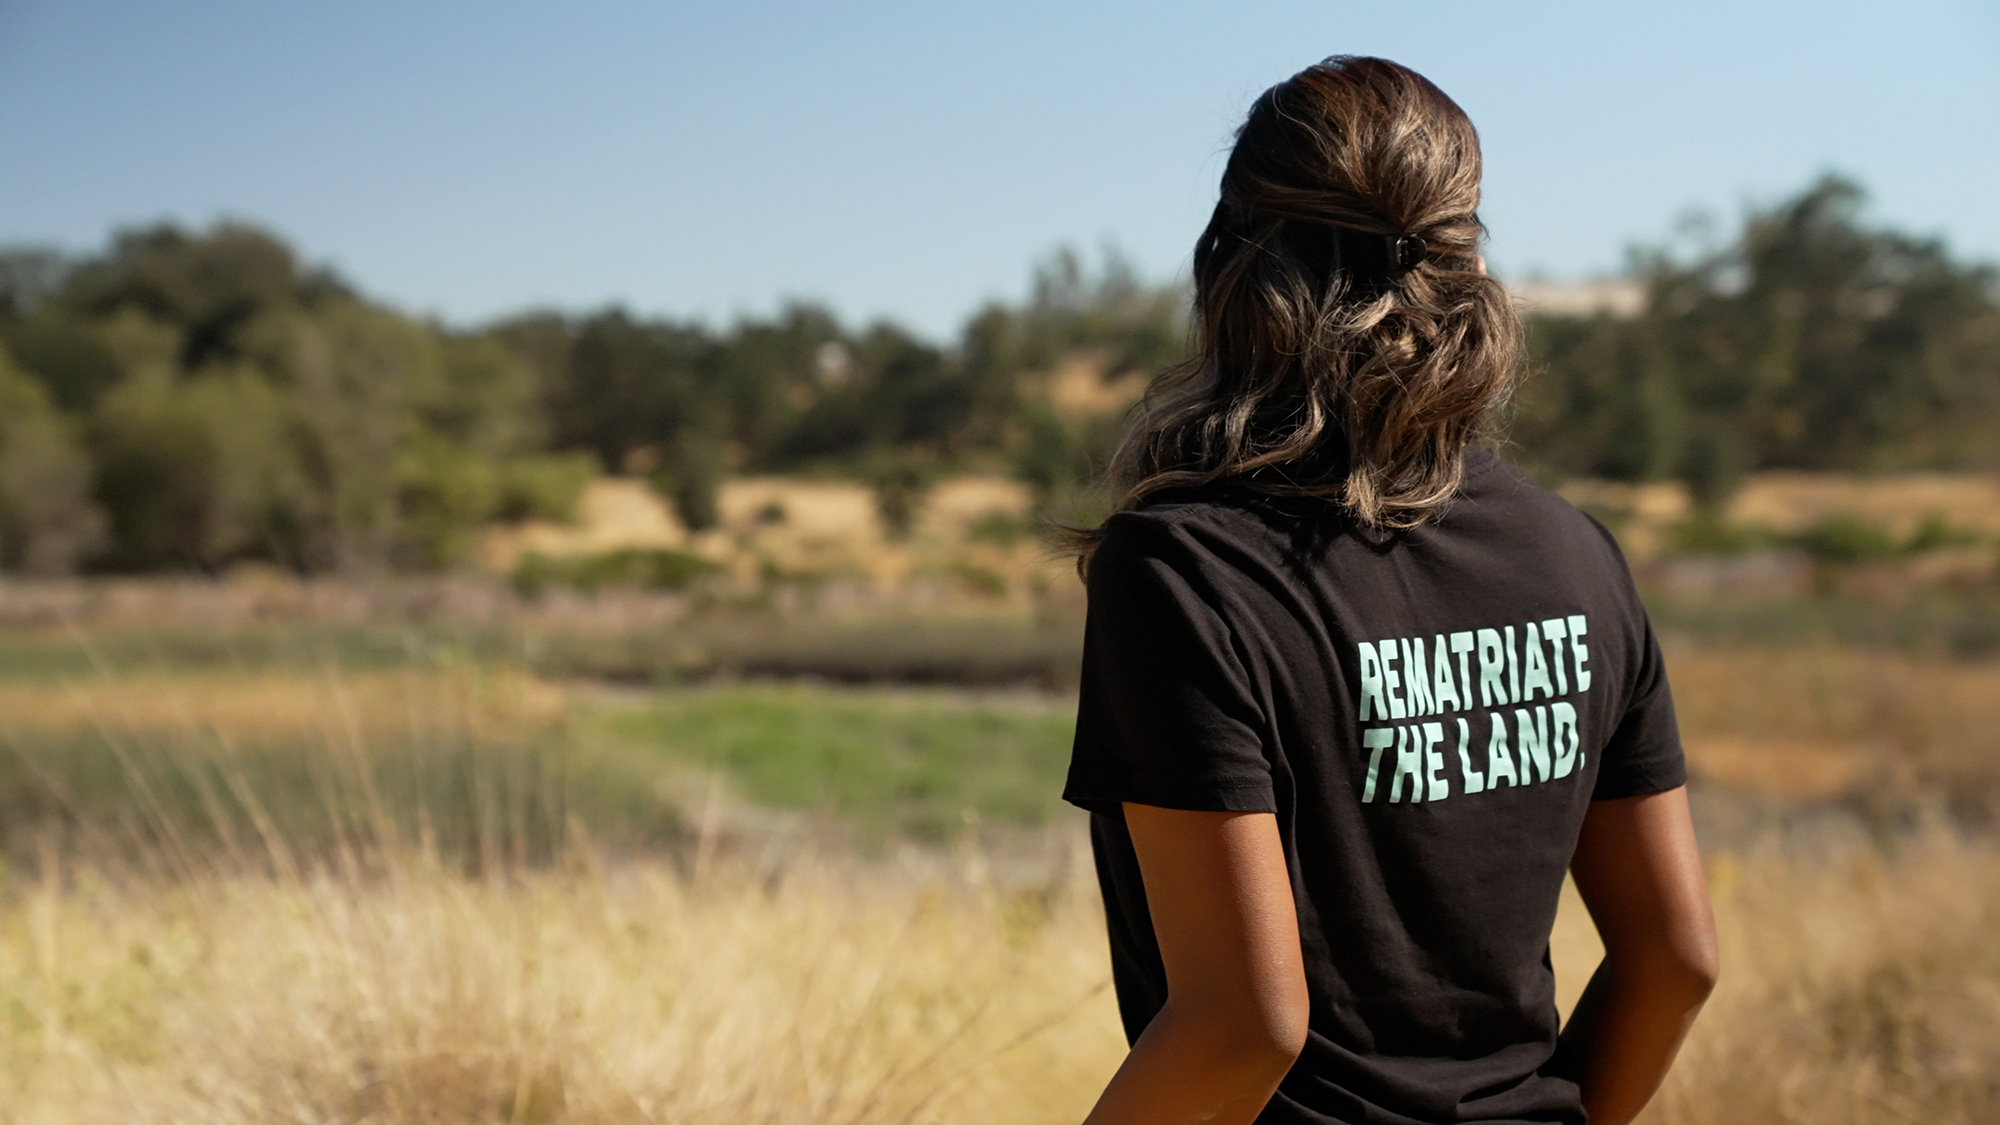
{"left": 1389, "top": 234, "right": 1428, "bottom": 272}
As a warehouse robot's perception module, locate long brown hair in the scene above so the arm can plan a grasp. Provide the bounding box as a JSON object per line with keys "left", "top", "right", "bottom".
{"left": 1072, "top": 56, "right": 1524, "bottom": 565}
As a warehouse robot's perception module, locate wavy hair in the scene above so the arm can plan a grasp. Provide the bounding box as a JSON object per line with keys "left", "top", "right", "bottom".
{"left": 1071, "top": 56, "right": 1524, "bottom": 566}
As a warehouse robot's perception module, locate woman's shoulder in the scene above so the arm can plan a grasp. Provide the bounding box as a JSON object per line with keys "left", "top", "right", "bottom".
{"left": 1087, "top": 486, "right": 1292, "bottom": 583}
{"left": 1093, "top": 446, "right": 1628, "bottom": 578}
{"left": 1093, "top": 497, "right": 1228, "bottom": 565}
{"left": 1452, "top": 446, "right": 1627, "bottom": 556}
{"left": 1103, "top": 482, "right": 1306, "bottom": 547}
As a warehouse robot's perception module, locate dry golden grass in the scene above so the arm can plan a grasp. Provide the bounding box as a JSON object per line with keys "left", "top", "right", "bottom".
{"left": 1041, "top": 355, "right": 1147, "bottom": 423}
{"left": 1, "top": 816, "right": 1994, "bottom": 1124}
{"left": 1549, "top": 824, "right": 2000, "bottom": 1125}
{"left": 0, "top": 841, "right": 1124, "bottom": 1125}
{"left": 480, "top": 478, "right": 695, "bottom": 570}
{"left": 1728, "top": 473, "right": 2000, "bottom": 539}
{"left": 476, "top": 474, "right": 1057, "bottom": 602}
{"left": 1, "top": 634, "right": 1996, "bottom": 1123}
{"left": 0, "top": 666, "right": 565, "bottom": 747}
{"left": 481, "top": 467, "right": 2000, "bottom": 586}
{"left": 1559, "top": 469, "right": 2000, "bottom": 561}
{"left": 1647, "top": 827, "right": 2000, "bottom": 1124}
{"left": 1669, "top": 644, "right": 2000, "bottom": 796}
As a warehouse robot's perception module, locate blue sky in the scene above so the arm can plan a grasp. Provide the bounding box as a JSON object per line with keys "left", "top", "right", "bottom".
{"left": 2, "top": 1, "right": 1995, "bottom": 337}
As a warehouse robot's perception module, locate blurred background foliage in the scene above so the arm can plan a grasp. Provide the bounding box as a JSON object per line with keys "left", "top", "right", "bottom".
{"left": 0, "top": 173, "right": 1994, "bottom": 577}
{"left": 1509, "top": 175, "right": 2000, "bottom": 504}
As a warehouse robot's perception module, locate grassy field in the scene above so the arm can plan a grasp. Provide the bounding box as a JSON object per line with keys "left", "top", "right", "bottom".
{"left": 0, "top": 625, "right": 1080, "bottom": 861}
{"left": 584, "top": 684, "right": 1075, "bottom": 843}
{"left": 0, "top": 611, "right": 1996, "bottom": 1123}
{"left": 3, "top": 812, "right": 1991, "bottom": 1125}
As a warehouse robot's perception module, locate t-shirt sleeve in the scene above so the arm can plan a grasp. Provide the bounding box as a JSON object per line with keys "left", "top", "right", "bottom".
{"left": 1062, "top": 516, "right": 1275, "bottom": 819}
{"left": 1591, "top": 615, "right": 1687, "bottom": 800}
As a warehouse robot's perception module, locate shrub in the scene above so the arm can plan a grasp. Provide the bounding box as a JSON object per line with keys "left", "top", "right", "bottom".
{"left": 1797, "top": 514, "right": 1904, "bottom": 564}
{"left": 1905, "top": 515, "right": 1983, "bottom": 553}
{"left": 1666, "top": 514, "right": 1783, "bottom": 557}
{"left": 510, "top": 548, "right": 719, "bottom": 596}
{"left": 967, "top": 510, "right": 1029, "bottom": 547}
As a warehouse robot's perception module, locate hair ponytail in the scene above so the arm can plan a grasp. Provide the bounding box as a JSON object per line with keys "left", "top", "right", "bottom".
{"left": 1071, "top": 56, "right": 1524, "bottom": 568}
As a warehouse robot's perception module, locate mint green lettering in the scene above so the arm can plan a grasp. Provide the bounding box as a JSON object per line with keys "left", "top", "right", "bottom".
{"left": 1504, "top": 625, "right": 1521, "bottom": 704}
{"left": 1476, "top": 628, "right": 1506, "bottom": 708}
{"left": 1539, "top": 617, "right": 1570, "bottom": 694}
{"left": 1431, "top": 634, "right": 1462, "bottom": 713}
{"left": 1357, "top": 643, "right": 1387, "bottom": 721}
{"left": 1423, "top": 721, "right": 1448, "bottom": 801}
{"left": 1401, "top": 637, "right": 1435, "bottom": 716}
{"left": 1379, "top": 639, "right": 1407, "bottom": 720}
{"left": 1451, "top": 632, "right": 1475, "bottom": 709}
{"left": 1454, "top": 716, "right": 1484, "bottom": 794}
{"left": 1551, "top": 701, "right": 1580, "bottom": 778}
{"left": 1567, "top": 614, "right": 1592, "bottom": 693}
{"left": 1485, "top": 713, "right": 1518, "bottom": 788}
{"left": 1361, "top": 727, "right": 1394, "bottom": 802}
{"left": 1390, "top": 725, "right": 1424, "bottom": 802}
{"left": 1516, "top": 706, "right": 1551, "bottom": 783}
{"left": 1522, "top": 621, "right": 1555, "bottom": 700}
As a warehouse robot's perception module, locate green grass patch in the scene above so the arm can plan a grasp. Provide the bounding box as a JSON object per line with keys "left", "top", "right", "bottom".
{"left": 1667, "top": 514, "right": 1785, "bottom": 556}
{"left": 1796, "top": 514, "right": 1905, "bottom": 564}
{"left": 512, "top": 548, "right": 719, "bottom": 596}
{"left": 589, "top": 684, "right": 1077, "bottom": 842}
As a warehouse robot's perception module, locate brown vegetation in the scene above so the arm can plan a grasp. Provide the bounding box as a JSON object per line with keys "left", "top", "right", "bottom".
{"left": 0, "top": 844, "right": 1122, "bottom": 1124}
{"left": 1553, "top": 824, "right": 2000, "bottom": 1124}
{"left": 0, "top": 628, "right": 1992, "bottom": 1122}
{"left": 0, "top": 792, "right": 1993, "bottom": 1123}
{"left": 1560, "top": 471, "right": 2000, "bottom": 564}
{"left": 0, "top": 463, "right": 1996, "bottom": 1122}
{"left": 1672, "top": 645, "right": 2000, "bottom": 804}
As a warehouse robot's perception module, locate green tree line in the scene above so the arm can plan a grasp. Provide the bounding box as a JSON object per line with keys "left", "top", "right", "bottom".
{"left": 0, "top": 175, "right": 1993, "bottom": 575}
{"left": 0, "top": 231, "right": 1181, "bottom": 574}
{"left": 1509, "top": 175, "right": 2000, "bottom": 504}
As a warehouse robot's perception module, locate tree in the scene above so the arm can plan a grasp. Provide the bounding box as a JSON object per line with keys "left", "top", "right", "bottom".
{"left": 0, "top": 345, "right": 103, "bottom": 574}
{"left": 1512, "top": 175, "right": 2000, "bottom": 495}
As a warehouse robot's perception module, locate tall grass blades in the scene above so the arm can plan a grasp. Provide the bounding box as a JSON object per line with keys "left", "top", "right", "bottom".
{"left": 0, "top": 623, "right": 1995, "bottom": 1122}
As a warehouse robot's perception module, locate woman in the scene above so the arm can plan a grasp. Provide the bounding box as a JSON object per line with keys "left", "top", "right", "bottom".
{"left": 1062, "top": 57, "right": 1717, "bottom": 1125}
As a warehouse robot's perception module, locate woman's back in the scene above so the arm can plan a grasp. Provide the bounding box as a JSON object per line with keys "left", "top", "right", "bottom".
{"left": 1065, "top": 448, "right": 1684, "bottom": 1124}
{"left": 1060, "top": 55, "right": 1713, "bottom": 1125}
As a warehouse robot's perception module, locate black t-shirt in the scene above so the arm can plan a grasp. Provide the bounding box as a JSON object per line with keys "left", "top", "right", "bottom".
{"left": 1063, "top": 448, "right": 1685, "bottom": 1125}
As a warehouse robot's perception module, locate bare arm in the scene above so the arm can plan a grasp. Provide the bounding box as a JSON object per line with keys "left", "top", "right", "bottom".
{"left": 1082, "top": 805, "right": 1309, "bottom": 1125}
{"left": 1561, "top": 786, "right": 1719, "bottom": 1125}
